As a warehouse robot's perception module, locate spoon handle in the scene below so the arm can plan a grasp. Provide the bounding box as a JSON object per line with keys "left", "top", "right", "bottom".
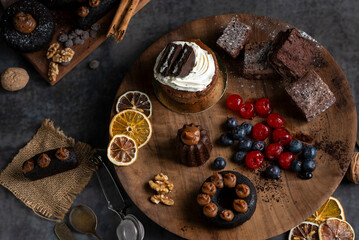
{"left": 93, "top": 232, "right": 103, "bottom": 240}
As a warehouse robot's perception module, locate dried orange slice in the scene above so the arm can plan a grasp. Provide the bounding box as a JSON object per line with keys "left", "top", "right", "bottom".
{"left": 306, "top": 197, "right": 345, "bottom": 225}
{"left": 288, "top": 221, "right": 319, "bottom": 240}
{"left": 116, "top": 91, "right": 152, "bottom": 118}
{"left": 318, "top": 218, "right": 355, "bottom": 240}
{"left": 107, "top": 135, "right": 138, "bottom": 166}
{"left": 109, "top": 109, "right": 152, "bottom": 148}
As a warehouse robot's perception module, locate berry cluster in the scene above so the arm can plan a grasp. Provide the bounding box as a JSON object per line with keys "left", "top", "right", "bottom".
{"left": 215, "top": 95, "right": 318, "bottom": 180}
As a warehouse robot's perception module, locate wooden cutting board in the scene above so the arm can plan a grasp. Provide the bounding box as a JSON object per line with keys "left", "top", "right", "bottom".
{"left": 111, "top": 14, "right": 357, "bottom": 239}
{"left": 1, "top": 0, "right": 150, "bottom": 85}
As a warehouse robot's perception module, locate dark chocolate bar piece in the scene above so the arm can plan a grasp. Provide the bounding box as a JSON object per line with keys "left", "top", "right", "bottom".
{"left": 156, "top": 43, "right": 182, "bottom": 77}
{"left": 170, "top": 44, "right": 195, "bottom": 78}
{"left": 243, "top": 42, "right": 279, "bottom": 80}
{"left": 22, "top": 147, "right": 78, "bottom": 180}
{"left": 216, "top": 17, "right": 252, "bottom": 58}
{"left": 285, "top": 70, "right": 336, "bottom": 121}
{"left": 268, "top": 28, "right": 316, "bottom": 81}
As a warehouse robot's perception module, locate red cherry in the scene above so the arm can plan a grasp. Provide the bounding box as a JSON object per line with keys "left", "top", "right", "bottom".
{"left": 279, "top": 152, "right": 295, "bottom": 169}
{"left": 245, "top": 151, "right": 264, "bottom": 169}
{"left": 226, "top": 94, "right": 243, "bottom": 111}
{"left": 252, "top": 123, "right": 270, "bottom": 141}
{"left": 267, "top": 113, "right": 285, "bottom": 128}
{"left": 266, "top": 143, "right": 284, "bottom": 160}
{"left": 272, "top": 128, "right": 292, "bottom": 146}
{"left": 254, "top": 97, "right": 272, "bottom": 117}
{"left": 239, "top": 102, "right": 255, "bottom": 119}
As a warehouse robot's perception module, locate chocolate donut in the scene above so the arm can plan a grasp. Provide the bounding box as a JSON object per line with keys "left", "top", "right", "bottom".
{"left": 197, "top": 171, "right": 257, "bottom": 228}
{"left": 0, "top": 0, "right": 55, "bottom": 52}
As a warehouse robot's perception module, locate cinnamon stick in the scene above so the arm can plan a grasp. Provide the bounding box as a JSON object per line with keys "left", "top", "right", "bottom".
{"left": 107, "top": 0, "right": 140, "bottom": 42}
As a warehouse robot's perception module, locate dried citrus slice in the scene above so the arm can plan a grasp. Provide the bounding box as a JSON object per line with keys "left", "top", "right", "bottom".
{"left": 116, "top": 91, "right": 152, "bottom": 118}
{"left": 107, "top": 135, "right": 138, "bottom": 166}
{"left": 288, "top": 221, "right": 319, "bottom": 240}
{"left": 319, "top": 218, "right": 355, "bottom": 240}
{"left": 109, "top": 109, "right": 152, "bottom": 148}
{"left": 306, "top": 197, "right": 345, "bottom": 225}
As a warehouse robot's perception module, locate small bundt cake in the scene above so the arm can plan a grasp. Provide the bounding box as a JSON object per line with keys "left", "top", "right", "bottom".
{"left": 176, "top": 123, "right": 212, "bottom": 167}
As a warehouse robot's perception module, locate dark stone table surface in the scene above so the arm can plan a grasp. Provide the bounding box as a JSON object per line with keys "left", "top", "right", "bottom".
{"left": 0, "top": 0, "right": 358, "bottom": 239}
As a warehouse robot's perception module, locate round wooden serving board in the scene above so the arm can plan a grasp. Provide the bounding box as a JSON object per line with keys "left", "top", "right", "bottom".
{"left": 111, "top": 14, "right": 357, "bottom": 239}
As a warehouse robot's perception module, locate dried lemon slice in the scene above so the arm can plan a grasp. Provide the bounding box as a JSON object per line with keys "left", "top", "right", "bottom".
{"left": 288, "top": 221, "right": 319, "bottom": 240}
{"left": 109, "top": 109, "right": 152, "bottom": 148}
{"left": 107, "top": 135, "right": 138, "bottom": 166}
{"left": 116, "top": 91, "right": 152, "bottom": 118}
{"left": 306, "top": 197, "right": 345, "bottom": 225}
{"left": 319, "top": 218, "right": 355, "bottom": 240}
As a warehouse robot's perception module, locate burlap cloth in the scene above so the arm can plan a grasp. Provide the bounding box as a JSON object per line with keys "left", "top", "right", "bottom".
{"left": 0, "top": 119, "right": 96, "bottom": 222}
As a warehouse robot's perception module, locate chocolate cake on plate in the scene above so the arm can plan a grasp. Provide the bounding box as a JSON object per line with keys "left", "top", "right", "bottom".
{"left": 285, "top": 70, "right": 336, "bottom": 121}
{"left": 268, "top": 28, "right": 316, "bottom": 81}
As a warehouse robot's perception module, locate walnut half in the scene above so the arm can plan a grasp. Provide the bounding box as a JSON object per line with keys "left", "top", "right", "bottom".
{"left": 52, "top": 48, "right": 75, "bottom": 63}
{"left": 48, "top": 62, "right": 59, "bottom": 82}
{"left": 46, "top": 43, "right": 60, "bottom": 59}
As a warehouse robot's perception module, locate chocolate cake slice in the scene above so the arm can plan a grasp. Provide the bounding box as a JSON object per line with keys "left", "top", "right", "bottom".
{"left": 285, "top": 70, "right": 336, "bottom": 121}
{"left": 156, "top": 43, "right": 182, "bottom": 76}
{"left": 268, "top": 28, "right": 316, "bottom": 81}
{"left": 170, "top": 44, "right": 195, "bottom": 78}
{"left": 243, "top": 42, "right": 279, "bottom": 80}
{"left": 216, "top": 17, "right": 252, "bottom": 58}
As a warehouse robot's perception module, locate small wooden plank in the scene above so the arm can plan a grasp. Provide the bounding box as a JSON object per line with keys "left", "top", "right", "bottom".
{"left": 111, "top": 14, "right": 357, "bottom": 239}
{"left": 1, "top": 0, "right": 150, "bottom": 85}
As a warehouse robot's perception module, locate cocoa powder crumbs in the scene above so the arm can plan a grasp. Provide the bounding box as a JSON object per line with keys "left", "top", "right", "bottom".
{"left": 314, "top": 139, "right": 349, "bottom": 172}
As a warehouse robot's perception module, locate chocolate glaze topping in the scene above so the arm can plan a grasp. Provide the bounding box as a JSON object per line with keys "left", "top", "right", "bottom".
{"left": 37, "top": 153, "right": 51, "bottom": 168}
{"left": 203, "top": 203, "right": 218, "bottom": 218}
{"left": 233, "top": 199, "right": 248, "bottom": 213}
{"left": 223, "top": 173, "right": 236, "bottom": 188}
{"left": 211, "top": 173, "right": 224, "bottom": 188}
{"left": 236, "top": 184, "right": 250, "bottom": 198}
{"left": 202, "top": 182, "right": 216, "bottom": 195}
{"left": 77, "top": 6, "right": 90, "bottom": 17}
{"left": 220, "top": 210, "right": 234, "bottom": 221}
{"left": 55, "top": 147, "right": 70, "bottom": 161}
{"left": 180, "top": 126, "right": 200, "bottom": 145}
{"left": 13, "top": 12, "right": 36, "bottom": 34}
{"left": 197, "top": 194, "right": 211, "bottom": 206}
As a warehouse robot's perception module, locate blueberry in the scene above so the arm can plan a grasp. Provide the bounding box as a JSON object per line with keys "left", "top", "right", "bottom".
{"left": 299, "top": 171, "right": 313, "bottom": 180}
{"left": 288, "top": 140, "right": 303, "bottom": 154}
{"left": 231, "top": 126, "right": 246, "bottom": 140}
{"left": 232, "top": 151, "right": 246, "bottom": 164}
{"left": 301, "top": 159, "right": 316, "bottom": 172}
{"left": 220, "top": 133, "right": 234, "bottom": 146}
{"left": 266, "top": 165, "right": 281, "bottom": 179}
{"left": 225, "top": 117, "right": 238, "bottom": 130}
{"left": 238, "top": 137, "right": 252, "bottom": 151}
{"left": 303, "top": 146, "right": 317, "bottom": 159}
{"left": 290, "top": 159, "right": 302, "bottom": 172}
{"left": 240, "top": 122, "right": 253, "bottom": 135}
{"left": 214, "top": 157, "right": 226, "bottom": 170}
{"left": 252, "top": 141, "right": 265, "bottom": 152}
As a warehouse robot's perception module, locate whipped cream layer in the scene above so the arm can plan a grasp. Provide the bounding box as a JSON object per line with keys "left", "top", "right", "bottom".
{"left": 154, "top": 41, "right": 215, "bottom": 92}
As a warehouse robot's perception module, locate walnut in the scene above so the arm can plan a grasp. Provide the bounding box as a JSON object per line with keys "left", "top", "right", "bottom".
{"left": 346, "top": 152, "right": 359, "bottom": 184}
{"left": 48, "top": 62, "right": 59, "bottom": 82}
{"left": 150, "top": 195, "right": 161, "bottom": 204}
{"left": 149, "top": 180, "right": 169, "bottom": 194}
{"left": 46, "top": 43, "right": 60, "bottom": 59}
{"left": 155, "top": 173, "right": 168, "bottom": 181}
{"left": 165, "top": 180, "right": 174, "bottom": 191}
{"left": 52, "top": 48, "right": 75, "bottom": 63}
{"left": 160, "top": 196, "right": 174, "bottom": 206}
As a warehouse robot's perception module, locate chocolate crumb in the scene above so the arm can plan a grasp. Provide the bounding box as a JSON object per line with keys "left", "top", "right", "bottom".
{"left": 91, "top": 23, "right": 101, "bottom": 31}
{"left": 61, "top": 61, "right": 70, "bottom": 66}
{"left": 65, "top": 39, "right": 73, "bottom": 48}
{"left": 58, "top": 34, "right": 68, "bottom": 43}
{"left": 74, "top": 29, "right": 84, "bottom": 35}
{"left": 74, "top": 37, "right": 84, "bottom": 45}
{"left": 90, "top": 30, "right": 97, "bottom": 38}
{"left": 80, "top": 31, "right": 89, "bottom": 40}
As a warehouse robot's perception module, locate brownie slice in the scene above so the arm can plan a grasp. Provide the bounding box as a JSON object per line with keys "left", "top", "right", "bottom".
{"left": 285, "top": 70, "right": 336, "bottom": 121}
{"left": 216, "top": 17, "right": 252, "bottom": 58}
{"left": 243, "top": 42, "right": 279, "bottom": 80}
{"left": 268, "top": 28, "right": 316, "bottom": 81}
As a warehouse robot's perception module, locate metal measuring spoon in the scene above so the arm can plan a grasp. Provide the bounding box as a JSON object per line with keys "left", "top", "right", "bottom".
{"left": 69, "top": 204, "right": 102, "bottom": 240}
{"left": 91, "top": 151, "right": 145, "bottom": 240}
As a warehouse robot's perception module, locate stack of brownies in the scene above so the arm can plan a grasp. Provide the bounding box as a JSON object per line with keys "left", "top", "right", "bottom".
{"left": 216, "top": 17, "right": 336, "bottom": 122}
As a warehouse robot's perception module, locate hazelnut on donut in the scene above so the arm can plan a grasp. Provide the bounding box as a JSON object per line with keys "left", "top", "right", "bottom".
{"left": 223, "top": 173, "right": 236, "bottom": 188}
{"left": 233, "top": 199, "right": 248, "bottom": 213}
{"left": 197, "top": 194, "right": 211, "bottom": 206}
{"left": 211, "top": 173, "right": 224, "bottom": 188}
{"left": 203, "top": 203, "right": 218, "bottom": 218}
{"left": 220, "top": 210, "right": 234, "bottom": 221}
